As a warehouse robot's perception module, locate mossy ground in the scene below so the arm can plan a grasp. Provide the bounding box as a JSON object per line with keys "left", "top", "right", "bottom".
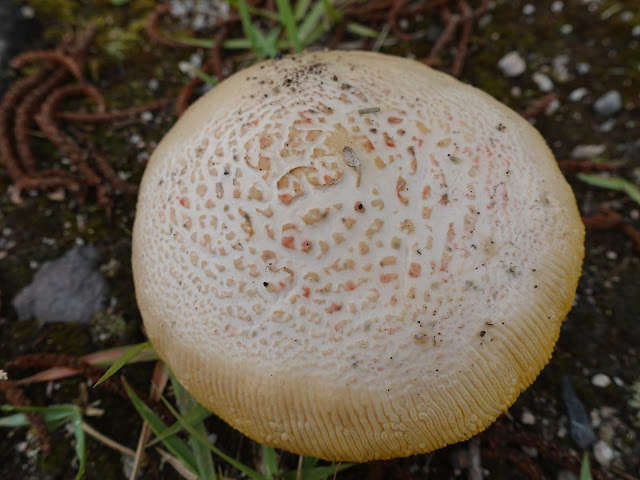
{"left": 1, "top": 0, "right": 639, "bottom": 478}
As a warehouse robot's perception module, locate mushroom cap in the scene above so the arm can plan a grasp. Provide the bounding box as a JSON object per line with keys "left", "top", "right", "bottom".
{"left": 132, "top": 51, "right": 584, "bottom": 462}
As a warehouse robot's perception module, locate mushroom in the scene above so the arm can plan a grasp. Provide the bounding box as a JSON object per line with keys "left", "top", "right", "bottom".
{"left": 132, "top": 51, "right": 584, "bottom": 461}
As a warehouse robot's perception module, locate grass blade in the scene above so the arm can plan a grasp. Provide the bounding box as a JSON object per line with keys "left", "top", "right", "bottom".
{"left": 282, "top": 462, "right": 354, "bottom": 480}
{"left": 172, "top": 375, "right": 216, "bottom": 480}
{"left": 0, "top": 412, "right": 31, "bottom": 428}
{"left": 146, "top": 404, "right": 211, "bottom": 447}
{"left": 0, "top": 405, "right": 74, "bottom": 430}
{"left": 160, "top": 396, "right": 266, "bottom": 480}
{"left": 276, "top": 0, "right": 302, "bottom": 53}
{"left": 223, "top": 38, "right": 253, "bottom": 49}
{"left": 68, "top": 408, "right": 86, "bottom": 480}
{"left": 301, "top": 456, "right": 320, "bottom": 469}
{"left": 174, "top": 36, "right": 216, "bottom": 48}
{"left": 193, "top": 69, "right": 218, "bottom": 86}
{"left": 16, "top": 344, "right": 158, "bottom": 385}
{"left": 580, "top": 451, "right": 593, "bottom": 480}
{"left": 122, "top": 378, "right": 198, "bottom": 474}
{"left": 577, "top": 173, "right": 640, "bottom": 205}
{"left": 94, "top": 341, "right": 151, "bottom": 388}
{"left": 236, "top": 0, "right": 263, "bottom": 58}
{"left": 262, "top": 27, "right": 283, "bottom": 57}
{"left": 299, "top": 23, "right": 327, "bottom": 49}
{"left": 294, "top": 0, "right": 313, "bottom": 21}
{"left": 227, "top": 0, "right": 280, "bottom": 21}
{"left": 321, "top": 0, "right": 342, "bottom": 22}
{"left": 346, "top": 22, "right": 379, "bottom": 38}
{"left": 155, "top": 448, "right": 199, "bottom": 480}
{"left": 298, "top": 1, "right": 328, "bottom": 43}
{"left": 263, "top": 445, "right": 279, "bottom": 480}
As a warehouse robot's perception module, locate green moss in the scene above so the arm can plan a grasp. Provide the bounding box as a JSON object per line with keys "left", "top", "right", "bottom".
{"left": 29, "top": 0, "right": 79, "bottom": 24}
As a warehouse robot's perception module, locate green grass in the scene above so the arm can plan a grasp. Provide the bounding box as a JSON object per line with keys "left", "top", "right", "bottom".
{"left": 577, "top": 173, "right": 640, "bottom": 206}
{"left": 580, "top": 451, "right": 593, "bottom": 480}
{"left": 175, "top": 0, "right": 379, "bottom": 62}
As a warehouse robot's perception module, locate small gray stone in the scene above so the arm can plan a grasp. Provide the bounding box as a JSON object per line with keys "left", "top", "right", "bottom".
{"left": 12, "top": 245, "right": 108, "bottom": 324}
{"left": 593, "top": 440, "right": 615, "bottom": 467}
{"left": 562, "top": 376, "right": 597, "bottom": 449}
{"left": 594, "top": 90, "right": 622, "bottom": 116}
{"left": 498, "top": 51, "right": 526, "bottom": 77}
{"left": 599, "top": 119, "right": 616, "bottom": 132}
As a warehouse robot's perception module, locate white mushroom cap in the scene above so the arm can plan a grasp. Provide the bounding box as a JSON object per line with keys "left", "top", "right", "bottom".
{"left": 132, "top": 51, "right": 584, "bottom": 461}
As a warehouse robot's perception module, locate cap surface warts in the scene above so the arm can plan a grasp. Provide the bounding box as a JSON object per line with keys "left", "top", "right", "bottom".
{"left": 132, "top": 51, "right": 584, "bottom": 461}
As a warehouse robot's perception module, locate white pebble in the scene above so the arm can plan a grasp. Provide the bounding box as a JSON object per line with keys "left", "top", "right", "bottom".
{"left": 552, "top": 54, "right": 571, "bottom": 82}
{"left": 551, "top": 1, "right": 564, "bottom": 13}
{"left": 605, "top": 251, "right": 617, "bottom": 260}
{"left": 141, "top": 111, "right": 154, "bottom": 123}
{"left": 533, "top": 72, "right": 554, "bottom": 92}
{"left": 47, "top": 189, "right": 66, "bottom": 201}
{"left": 577, "top": 62, "right": 591, "bottom": 74}
{"left": 560, "top": 24, "right": 573, "bottom": 34}
{"left": 633, "top": 25, "right": 640, "bottom": 37}
{"left": 593, "top": 440, "right": 615, "bottom": 467}
{"left": 178, "top": 61, "right": 194, "bottom": 74}
{"left": 522, "top": 4, "right": 535, "bottom": 15}
{"left": 498, "top": 51, "right": 526, "bottom": 77}
{"left": 571, "top": 144, "right": 605, "bottom": 158}
{"left": 21, "top": 5, "right": 35, "bottom": 18}
{"left": 189, "top": 53, "right": 203, "bottom": 67}
{"left": 521, "top": 410, "right": 536, "bottom": 425}
{"left": 613, "top": 376, "right": 624, "bottom": 387}
{"left": 592, "top": 373, "right": 611, "bottom": 388}
{"left": 569, "top": 87, "right": 588, "bottom": 101}
{"left": 545, "top": 99, "right": 560, "bottom": 115}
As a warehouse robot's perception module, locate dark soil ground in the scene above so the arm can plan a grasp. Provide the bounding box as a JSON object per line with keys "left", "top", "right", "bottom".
{"left": 0, "top": 0, "right": 639, "bottom": 479}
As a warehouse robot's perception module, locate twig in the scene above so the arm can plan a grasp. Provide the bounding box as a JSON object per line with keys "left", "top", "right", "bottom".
{"left": 82, "top": 421, "right": 136, "bottom": 457}
{"left": 129, "top": 362, "right": 170, "bottom": 480}
{"left": 0, "top": 378, "right": 51, "bottom": 453}
{"left": 521, "top": 93, "right": 559, "bottom": 120}
{"left": 558, "top": 160, "right": 621, "bottom": 175}
{"left": 582, "top": 209, "right": 640, "bottom": 252}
